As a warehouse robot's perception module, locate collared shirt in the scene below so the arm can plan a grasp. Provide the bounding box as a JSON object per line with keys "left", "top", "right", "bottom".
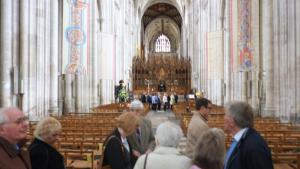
{"left": 121, "top": 137, "right": 130, "bottom": 152}
{"left": 233, "top": 128, "right": 248, "bottom": 142}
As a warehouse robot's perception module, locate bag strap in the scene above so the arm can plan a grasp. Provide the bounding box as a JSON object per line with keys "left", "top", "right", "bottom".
{"left": 143, "top": 153, "right": 149, "bottom": 169}
{"left": 100, "top": 135, "right": 125, "bottom": 168}
{"left": 99, "top": 135, "right": 117, "bottom": 168}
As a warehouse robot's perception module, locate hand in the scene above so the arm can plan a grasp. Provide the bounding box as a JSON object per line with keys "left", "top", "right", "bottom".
{"left": 133, "top": 150, "right": 141, "bottom": 157}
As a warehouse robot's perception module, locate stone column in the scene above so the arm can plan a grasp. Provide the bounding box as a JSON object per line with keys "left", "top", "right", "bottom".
{"left": 0, "top": 0, "right": 13, "bottom": 106}
{"left": 91, "top": 0, "right": 99, "bottom": 107}
{"left": 296, "top": 0, "right": 300, "bottom": 122}
{"left": 261, "top": 0, "right": 275, "bottom": 116}
{"left": 11, "top": 0, "right": 20, "bottom": 107}
{"left": 49, "top": 0, "right": 59, "bottom": 115}
{"left": 19, "top": 0, "right": 30, "bottom": 111}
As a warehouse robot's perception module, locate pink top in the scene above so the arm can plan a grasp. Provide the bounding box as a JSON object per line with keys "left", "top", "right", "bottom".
{"left": 189, "top": 165, "right": 201, "bottom": 169}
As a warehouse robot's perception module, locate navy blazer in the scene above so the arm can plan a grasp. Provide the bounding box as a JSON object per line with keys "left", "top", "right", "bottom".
{"left": 226, "top": 128, "right": 274, "bottom": 169}
{"left": 103, "top": 128, "right": 135, "bottom": 169}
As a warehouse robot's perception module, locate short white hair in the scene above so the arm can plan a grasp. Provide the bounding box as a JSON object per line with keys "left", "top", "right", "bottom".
{"left": 34, "top": 117, "right": 62, "bottom": 138}
{"left": 0, "top": 107, "right": 22, "bottom": 125}
{"left": 155, "top": 121, "right": 183, "bottom": 147}
{"left": 130, "top": 100, "right": 144, "bottom": 110}
{"left": 0, "top": 108, "right": 9, "bottom": 125}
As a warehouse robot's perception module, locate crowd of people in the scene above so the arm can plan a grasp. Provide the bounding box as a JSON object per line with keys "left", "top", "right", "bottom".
{"left": 0, "top": 98, "right": 274, "bottom": 169}
{"left": 140, "top": 92, "right": 178, "bottom": 111}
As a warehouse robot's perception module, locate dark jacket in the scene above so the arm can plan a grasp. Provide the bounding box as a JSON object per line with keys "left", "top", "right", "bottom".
{"left": 127, "top": 118, "right": 155, "bottom": 155}
{"left": 226, "top": 128, "right": 274, "bottom": 169}
{"left": 29, "top": 138, "right": 65, "bottom": 169}
{"left": 103, "top": 128, "right": 135, "bottom": 169}
{"left": 0, "top": 136, "right": 31, "bottom": 169}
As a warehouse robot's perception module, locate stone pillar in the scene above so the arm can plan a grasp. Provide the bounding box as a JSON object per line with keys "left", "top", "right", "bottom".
{"left": 11, "top": 0, "right": 20, "bottom": 107}
{"left": 296, "top": 0, "right": 300, "bottom": 122}
{"left": 91, "top": 0, "right": 99, "bottom": 107}
{"left": 49, "top": 0, "right": 59, "bottom": 115}
{"left": 0, "top": 0, "right": 13, "bottom": 106}
{"left": 28, "top": 0, "right": 38, "bottom": 120}
{"left": 261, "top": 0, "right": 275, "bottom": 116}
{"left": 19, "top": 0, "right": 30, "bottom": 111}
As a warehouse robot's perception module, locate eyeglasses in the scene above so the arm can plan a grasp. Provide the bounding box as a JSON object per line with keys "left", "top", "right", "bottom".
{"left": 12, "top": 116, "right": 29, "bottom": 124}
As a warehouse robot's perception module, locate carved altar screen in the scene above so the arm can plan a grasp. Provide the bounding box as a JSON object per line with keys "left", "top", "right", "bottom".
{"left": 132, "top": 54, "right": 191, "bottom": 94}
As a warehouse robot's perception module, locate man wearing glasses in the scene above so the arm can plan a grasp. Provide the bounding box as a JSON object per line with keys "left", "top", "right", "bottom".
{"left": 185, "top": 98, "right": 212, "bottom": 159}
{"left": 0, "top": 107, "right": 31, "bottom": 169}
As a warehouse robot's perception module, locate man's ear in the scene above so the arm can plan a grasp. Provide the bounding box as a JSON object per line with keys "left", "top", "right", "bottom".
{"left": 228, "top": 117, "right": 236, "bottom": 128}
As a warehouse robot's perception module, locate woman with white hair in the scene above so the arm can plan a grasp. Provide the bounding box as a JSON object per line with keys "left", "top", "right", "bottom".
{"left": 29, "top": 117, "right": 65, "bottom": 169}
{"left": 133, "top": 121, "right": 191, "bottom": 169}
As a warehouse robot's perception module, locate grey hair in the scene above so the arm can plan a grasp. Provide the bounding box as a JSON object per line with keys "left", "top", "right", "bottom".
{"left": 0, "top": 108, "right": 9, "bottom": 125}
{"left": 34, "top": 117, "right": 62, "bottom": 138}
{"left": 155, "top": 121, "right": 183, "bottom": 148}
{"left": 130, "top": 100, "right": 144, "bottom": 110}
{"left": 193, "top": 128, "right": 226, "bottom": 169}
{"left": 225, "top": 101, "right": 254, "bottom": 128}
{"left": 0, "top": 107, "right": 22, "bottom": 125}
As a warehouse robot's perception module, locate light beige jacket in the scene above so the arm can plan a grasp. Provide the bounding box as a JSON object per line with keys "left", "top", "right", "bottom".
{"left": 185, "top": 111, "right": 209, "bottom": 159}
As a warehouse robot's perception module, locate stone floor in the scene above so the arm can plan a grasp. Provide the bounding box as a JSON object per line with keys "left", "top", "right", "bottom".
{"left": 145, "top": 109, "right": 180, "bottom": 132}
{"left": 145, "top": 109, "right": 186, "bottom": 152}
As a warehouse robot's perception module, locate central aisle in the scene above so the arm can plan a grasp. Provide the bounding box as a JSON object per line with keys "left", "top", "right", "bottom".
{"left": 144, "top": 109, "right": 186, "bottom": 152}
{"left": 145, "top": 110, "right": 180, "bottom": 130}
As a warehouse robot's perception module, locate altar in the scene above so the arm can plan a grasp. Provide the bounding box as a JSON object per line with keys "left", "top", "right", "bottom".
{"left": 132, "top": 54, "right": 191, "bottom": 94}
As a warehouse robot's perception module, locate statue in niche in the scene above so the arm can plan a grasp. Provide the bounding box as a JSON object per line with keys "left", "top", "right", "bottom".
{"left": 158, "top": 81, "right": 166, "bottom": 92}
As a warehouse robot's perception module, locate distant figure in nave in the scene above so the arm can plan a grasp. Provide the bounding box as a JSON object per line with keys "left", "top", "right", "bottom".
{"left": 157, "top": 93, "right": 161, "bottom": 111}
{"left": 185, "top": 98, "right": 212, "bottom": 159}
{"left": 29, "top": 117, "right": 65, "bottom": 169}
{"left": 147, "top": 94, "right": 152, "bottom": 107}
{"left": 162, "top": 93, "right": 168, "bottom": 111}
{"left": 134, "top": 121, "right": 191, "bottom": 169}
{"left": 223, "top": 101, "right": 273, "bottom": 169}
{"left": 174, "top": 92, "right": 178, "bottom": 104}
{"left": 0, "top": 107, "right": 31, "bottom": 169}
{"left": 170, "top": 93, "right": 175, "bottom": 110}
{"left": 190, "top": 128, "right": 225, "bottom": 169}
{"left": 151, "top": 93, "right": 158, "bottom": 111}
{"left": 127, "top": 100, "right": 155, "bottom": 160}
{"left": 140, "top": 92, "right": 146, "bottom": 103}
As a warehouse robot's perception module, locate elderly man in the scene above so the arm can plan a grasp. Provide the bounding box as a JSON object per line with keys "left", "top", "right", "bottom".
{"left": 127, "top": 100, "right": 155, "bottom": 159}
{"left": 133, "top": 121, "right": 191, "bottom": 169}
{"left": 0, "top": 107, "right": 31, "bottom": 169}
{"left": 185, "top": 98, "right": 212, "bottom": 159}
{"left": 224, "top": 101, "right": 273, "bottom": 169}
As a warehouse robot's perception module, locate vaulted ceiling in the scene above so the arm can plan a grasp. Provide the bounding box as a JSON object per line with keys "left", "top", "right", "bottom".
{"left": 142, "top": 3, "right": 182, "bottom": 30}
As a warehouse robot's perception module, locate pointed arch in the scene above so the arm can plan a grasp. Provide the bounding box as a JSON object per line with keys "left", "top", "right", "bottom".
{"left": 155, "top": 34, "right": 171, "bottom": 52}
